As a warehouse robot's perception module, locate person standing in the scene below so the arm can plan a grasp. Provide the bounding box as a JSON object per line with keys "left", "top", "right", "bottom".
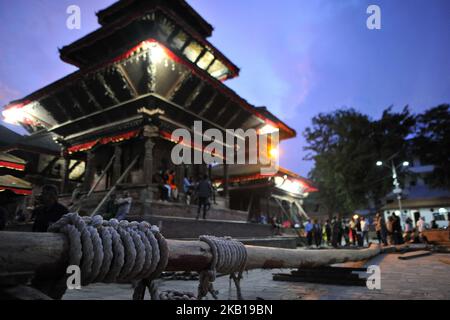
{"left": 196, "top": 175, "right": 212, "bottom": 220}
{"left": 305, "top": 219, "right": 313, "bottom": 247}
{"left": 313, "top": 219, "right": 322, "bottom": 248}
{"left": 404, "top": 217, "right": 414, "bottom": 242}
{"left": 349, "top": 217, "right": 357, "bottom": 246}
{"left": 32, "top": 185, "right": 68, "bottom": 232}
{"left": 416, "top": 216, "right": 427, "bottom": 243}
{"left": 331, "top": 216, "right": 340, "bottom": 248}
{"left": 115, "top": 191, "right": 132, "bottom": 221}
{"left": 386, "top": 216, "right": 394, "bottom": 245}
{"left": 355, "top": 217, "right": 363, "bottom": 247}
{"left": 374, "top": 213, "right": 388, "bottom": 246}
{"left": 324, "top": 219, "right": 332, "bottom": 246}
{"left": 392, "top": 213, "right": 404, "bottom": 244}
{"left": 343, "top": 219, "right": 350, "bottom": 246}
{"left": 360, "top": 216, "right": 370, "bottom": 247}
{"left": 183, "top": 175, "right": 193, "bottom": 204}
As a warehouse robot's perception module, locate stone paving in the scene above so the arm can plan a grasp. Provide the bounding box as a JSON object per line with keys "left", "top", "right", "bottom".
{"left": 63, "top": 252, "right": 450, "bottom": 300}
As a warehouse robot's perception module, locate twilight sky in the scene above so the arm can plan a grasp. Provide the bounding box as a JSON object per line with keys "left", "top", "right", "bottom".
{"left": 0, "top": 0, "right": 449, "bottom": 177}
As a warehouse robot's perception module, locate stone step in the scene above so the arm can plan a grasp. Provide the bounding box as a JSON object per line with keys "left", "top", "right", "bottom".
{"left": 134, "top": 215, "right": 278, "bottom": 239}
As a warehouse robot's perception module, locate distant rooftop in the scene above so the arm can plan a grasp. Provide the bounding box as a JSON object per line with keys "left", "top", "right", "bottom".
{"left": 0, "top": 126, "right": 61, "bottom": 155}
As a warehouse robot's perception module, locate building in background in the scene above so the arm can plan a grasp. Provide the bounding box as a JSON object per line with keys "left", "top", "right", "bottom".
{"left": 382, "top": 155, "right": 450, "bottom": 229}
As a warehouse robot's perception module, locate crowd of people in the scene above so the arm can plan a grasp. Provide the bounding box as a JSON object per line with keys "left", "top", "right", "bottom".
{"left": 303, "top": 212, "right": 433, "bottom": 249}
{"left": 304, "top": 216, "right": 371, "bottom": 248}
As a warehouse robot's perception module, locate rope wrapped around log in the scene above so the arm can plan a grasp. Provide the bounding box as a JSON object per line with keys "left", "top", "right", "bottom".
{"left": 48, "top": 213, "right": 168, "bottom": 299}
{"left": 197, "top": 235, "right": 248, "bottom": 300}
{"left": 46, "top": 214, "right": 249, "bottom": 300}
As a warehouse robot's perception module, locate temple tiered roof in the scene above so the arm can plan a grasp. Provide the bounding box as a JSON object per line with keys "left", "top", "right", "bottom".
{"left": 2, "top": 0, "right": 296, "bottom": 149}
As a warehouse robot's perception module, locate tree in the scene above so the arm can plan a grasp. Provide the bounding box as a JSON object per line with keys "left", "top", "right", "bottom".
{"left": 303, "top": 106, "right": 416, "bottom": 217}
{"left": 414, "top": 104, "right": 450, "bottom": 189}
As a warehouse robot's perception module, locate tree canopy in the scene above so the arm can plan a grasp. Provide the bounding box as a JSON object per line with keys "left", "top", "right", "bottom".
{"left": 303, "top": 106, "right": 419, "bottom": 217}
{"left": 414, "top": 104, "right": 450, "bottom": 189}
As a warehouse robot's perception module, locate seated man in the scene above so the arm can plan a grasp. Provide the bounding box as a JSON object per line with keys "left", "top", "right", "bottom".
{"left": 32, "top": 185, "right": 68, "bottom": 232}
{"left": 115, "top": 191, "right": 132, "bottom": 221}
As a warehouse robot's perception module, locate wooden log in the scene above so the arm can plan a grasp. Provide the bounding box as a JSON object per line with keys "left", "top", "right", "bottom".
{"left": 0, "top": 231, "right": 381, "bottom": 277}
{"left": 0, "top": 285, "right": 52, "bottom": 300}
{"left": 398, "top": 250, "right": 431, "bottom": 260}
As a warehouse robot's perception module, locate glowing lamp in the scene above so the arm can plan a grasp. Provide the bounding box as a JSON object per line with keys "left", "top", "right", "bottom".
{"left": 148, "top": 42, "right": 166, "bottom": 63}
{"left": 353, "top": 214, "right": 359, "bottom": 220}
{"left": 2, "top": 107, "right": 26, "bottom": 125}
{"left": 376, "top": 161, "right": 383, "bottom": 167}
{"left": 269, "top": 147, "right": 279, "bottom": 159}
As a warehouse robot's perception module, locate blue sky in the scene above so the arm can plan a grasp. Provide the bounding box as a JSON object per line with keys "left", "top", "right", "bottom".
{"left": 0, "top": 0, "right": 449, "bottom": 176}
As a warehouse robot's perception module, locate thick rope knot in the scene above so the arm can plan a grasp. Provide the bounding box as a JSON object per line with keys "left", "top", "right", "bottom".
{"left": 48, "top": 213, "right": 168, "bottom": 299}
{"left": 159, "top": 290, "right": 197, "bottom": 300}
{"left": 198, "top": 235, "right": 247, "bottom": 300}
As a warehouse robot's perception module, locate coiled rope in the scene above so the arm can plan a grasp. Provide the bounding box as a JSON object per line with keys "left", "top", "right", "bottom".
{"left": 197, "top": 235, "right": 247, "bottom": 300}
{"left": 48, "top": 214, "right": 248, "bottom": 300}
{"left": 48, "top": 213, "right": 168, "bottom": 299}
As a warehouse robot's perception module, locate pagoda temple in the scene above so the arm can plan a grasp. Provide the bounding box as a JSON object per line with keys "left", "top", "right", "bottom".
{"left": 2, "top": 0, "right": 316, "bottom": 229}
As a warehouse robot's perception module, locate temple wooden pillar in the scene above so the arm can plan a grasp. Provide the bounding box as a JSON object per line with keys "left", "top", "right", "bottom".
{"left": 60, "top": 149, "right": 70, "bottom": 194}
{"left": 142, "top": 125, "right": 158, "bottom": 185}
{"left": 142, "top": 125, "right": 158, "bottom": 216}
{"left": 111, "top": 145, "right": 122, "bottom": 185}
{"left": 223, "top": 163, "right": 229, "bottom": 208}
{"left": 82, "top": 150, "right": 95, "bottom": 192}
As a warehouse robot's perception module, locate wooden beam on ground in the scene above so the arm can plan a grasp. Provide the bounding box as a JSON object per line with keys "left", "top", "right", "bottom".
{"left": 0, "top": 231, "right": 382, "bottom": 277}
{"left": 398, "top": 250, "right": 432, "bottom": 260}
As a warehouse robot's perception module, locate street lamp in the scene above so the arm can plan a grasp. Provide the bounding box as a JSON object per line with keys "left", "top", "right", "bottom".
{"left": 376, "top": 159, "right": 410, "bottom": 217}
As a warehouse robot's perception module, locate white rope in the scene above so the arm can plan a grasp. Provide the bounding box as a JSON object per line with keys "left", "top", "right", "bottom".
{"left": 159, "top": 290, "right": 197, "bottom": 300}
{"left": 198, "top": 235, "right": 247, "bottom": 300}
{"left": 48, "top": 213, "right": 168, "bottom": 299}
{"left": 47, "top": 214, "right": 247, "bottom": 300}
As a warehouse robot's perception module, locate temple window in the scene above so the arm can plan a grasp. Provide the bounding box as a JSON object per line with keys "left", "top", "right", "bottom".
{"left": 197, "top": 50, "right": 214, "bottom": 70}
{"left": 171, "top": 30, "right": 189, "bottom": 50}
{"left": 183, "top": 41, "right": 203, "bottom": 63}
{"left": 208, "top": 59, "right": 229, "bottom": 80}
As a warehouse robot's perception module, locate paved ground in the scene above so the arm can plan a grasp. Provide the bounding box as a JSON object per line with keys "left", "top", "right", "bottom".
{"left": 63, "top": 251, "right": 450, "bottom": 300}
